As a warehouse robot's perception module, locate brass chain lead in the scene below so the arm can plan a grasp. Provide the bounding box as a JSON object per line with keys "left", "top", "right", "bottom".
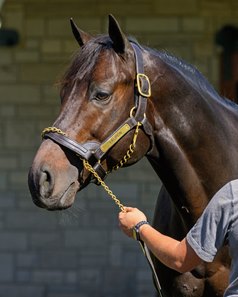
{"left": 109, "top": 122, "right": 142, "bottom": 172}
{"left": 83, "top": 159, "right": 125, "bottom": 212}
{"left": 82, "top": 122, "right": 142, "bottom": 212}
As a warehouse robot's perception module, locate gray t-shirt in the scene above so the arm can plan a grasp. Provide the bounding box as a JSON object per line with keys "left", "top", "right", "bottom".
{"left": 186, "top": 180, "right": 238, "bottom": 297}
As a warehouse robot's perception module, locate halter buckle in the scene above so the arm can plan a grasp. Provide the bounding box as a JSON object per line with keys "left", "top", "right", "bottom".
{"left": 136, "top": 73, "right": 151, "bottom": 98}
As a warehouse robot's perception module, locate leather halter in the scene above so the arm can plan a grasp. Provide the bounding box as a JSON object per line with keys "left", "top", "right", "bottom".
{"left": 42, "top": 41, "right": 154, "bottom": 182}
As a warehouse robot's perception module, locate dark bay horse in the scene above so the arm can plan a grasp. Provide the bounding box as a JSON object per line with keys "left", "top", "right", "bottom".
{"left": 28, "top": 15, "right": 238, "bottom": 297}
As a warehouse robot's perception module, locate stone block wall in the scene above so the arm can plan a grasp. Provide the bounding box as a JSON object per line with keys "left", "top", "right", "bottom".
{"left": 0, "top": 0, "right": 237, "bottom": 296}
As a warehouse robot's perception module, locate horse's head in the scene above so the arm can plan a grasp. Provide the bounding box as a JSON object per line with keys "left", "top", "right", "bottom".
{"left": 28, "top": 15, "right": 153, "bottom": 210}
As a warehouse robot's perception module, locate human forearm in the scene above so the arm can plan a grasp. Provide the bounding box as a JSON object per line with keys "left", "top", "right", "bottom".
{"left": 139, "top": 224, "right": 201, "bottom": 273}
{"left": 118, "top": 207, "right": 201, "bottom": 273}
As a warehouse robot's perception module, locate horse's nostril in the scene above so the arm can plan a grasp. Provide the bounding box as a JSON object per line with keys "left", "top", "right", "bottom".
{"left": 39, "top": 169, "right": 54, "bottom": 199}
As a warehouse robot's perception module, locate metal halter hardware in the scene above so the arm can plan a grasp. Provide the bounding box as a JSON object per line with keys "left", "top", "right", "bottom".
{"left": 42, "top": 41, "right": 154, "bottom": 182}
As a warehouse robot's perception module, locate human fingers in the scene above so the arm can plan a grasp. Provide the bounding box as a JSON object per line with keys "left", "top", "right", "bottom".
{"left": 123, "top": 206, "right": 134, "bottom": 212}
{"left": 118, "top": 207, "right": 134, "bottom": 220}
{"left": 118, "top": 221, "right": 133, "bottom": 238}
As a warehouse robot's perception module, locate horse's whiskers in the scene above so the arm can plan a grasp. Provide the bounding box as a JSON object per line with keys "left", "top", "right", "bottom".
{"left": 56, "top": 204, "right": 86, "bottom": 226}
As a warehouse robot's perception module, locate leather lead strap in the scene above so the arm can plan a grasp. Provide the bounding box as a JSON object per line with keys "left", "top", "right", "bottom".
{"left": 139, "top": 240, "right": 163, "bottom": 296}
{"left": 131, "top": 42, "right": 163, "bottom": 297}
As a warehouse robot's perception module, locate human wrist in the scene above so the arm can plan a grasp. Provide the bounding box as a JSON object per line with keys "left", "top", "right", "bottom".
{"left": 139, "top": 222, "right": 150, "bottom": 232}
{"left": 132, "top": 220, "right": 150, "bottom": 241}
{"left": 138, "top": 223, "right": 151, "bottom": 240}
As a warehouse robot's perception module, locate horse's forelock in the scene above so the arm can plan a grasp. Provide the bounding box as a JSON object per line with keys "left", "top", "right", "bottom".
{"left": 59, "top": 35, "right": 114, "bottom": 92}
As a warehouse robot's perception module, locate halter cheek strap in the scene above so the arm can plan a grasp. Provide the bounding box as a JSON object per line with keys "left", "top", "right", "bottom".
{"left": 41, "top": 41, "right": 154, "bottom": 181}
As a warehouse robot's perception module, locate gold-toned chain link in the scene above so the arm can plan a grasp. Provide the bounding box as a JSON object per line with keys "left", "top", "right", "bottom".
{"left": 110, "top": 122, "right": 142, "bottom": 172}
{"left": 83, "top": 159, "right": 125, "bottom": 212}
{"left": 82, "top": 122, "right": 142, "bottom": 212}
{"left": 41, "top": 127, "right": 66, "bottom": 139}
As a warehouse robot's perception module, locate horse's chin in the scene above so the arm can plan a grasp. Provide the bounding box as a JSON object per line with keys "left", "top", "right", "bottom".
{"left": 32, "top": 182, "right": 79, "bottom": 211}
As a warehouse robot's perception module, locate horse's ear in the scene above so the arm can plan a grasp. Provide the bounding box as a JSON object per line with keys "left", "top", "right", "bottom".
{"left": 70, "top": 18, "right": 92, "bottom": 47}
{"left": 108, "top": 14, "right": 130, "bottom": 54}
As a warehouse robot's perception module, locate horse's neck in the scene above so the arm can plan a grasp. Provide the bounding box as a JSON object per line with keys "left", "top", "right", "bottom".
{"left": 146, "top": 55, "right": 238, "bottom": 221}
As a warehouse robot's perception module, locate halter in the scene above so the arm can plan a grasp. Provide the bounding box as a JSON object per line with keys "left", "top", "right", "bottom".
{"left": 42, "top": 42, "right": 154, "bottom": 182}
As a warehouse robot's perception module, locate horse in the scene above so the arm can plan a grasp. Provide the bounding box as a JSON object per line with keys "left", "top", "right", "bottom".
{"left": 28, "top": 15, "right": 238, "bottom": 297}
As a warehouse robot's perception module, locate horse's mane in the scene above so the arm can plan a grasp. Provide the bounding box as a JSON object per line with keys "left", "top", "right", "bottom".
{"left": 148, "top": 46, "right": 238, "bottom": 109}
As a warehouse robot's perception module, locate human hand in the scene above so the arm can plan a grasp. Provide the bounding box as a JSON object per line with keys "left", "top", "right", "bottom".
{"left": 118, "top": 207, "right": 147, "bottom": 238}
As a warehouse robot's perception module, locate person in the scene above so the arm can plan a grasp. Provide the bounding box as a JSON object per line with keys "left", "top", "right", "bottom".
{"left": 118, "top": 180, "right": 238, "bottom": 297}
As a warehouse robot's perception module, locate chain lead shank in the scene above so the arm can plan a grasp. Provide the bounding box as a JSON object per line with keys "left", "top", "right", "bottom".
{"left": 83, "top": 159, "right": 125, "bottom": 212}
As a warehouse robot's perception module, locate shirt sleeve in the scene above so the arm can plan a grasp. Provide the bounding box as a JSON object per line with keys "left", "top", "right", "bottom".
{"left": 186, "top": 182, "right": 233, "bottom": 262}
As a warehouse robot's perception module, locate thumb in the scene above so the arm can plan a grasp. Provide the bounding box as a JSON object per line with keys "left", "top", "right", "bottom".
{"left": 123, "top": 206, "right": 134, "bottom": 212}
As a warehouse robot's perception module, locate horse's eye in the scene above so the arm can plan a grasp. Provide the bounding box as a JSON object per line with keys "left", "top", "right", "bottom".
{"left": 95, "top": 92, "right": 110, "bottom": 101}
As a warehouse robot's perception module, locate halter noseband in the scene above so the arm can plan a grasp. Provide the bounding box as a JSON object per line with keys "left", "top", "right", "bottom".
{"left": 41, "top": 41, "right": 154, "bottom": 182}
